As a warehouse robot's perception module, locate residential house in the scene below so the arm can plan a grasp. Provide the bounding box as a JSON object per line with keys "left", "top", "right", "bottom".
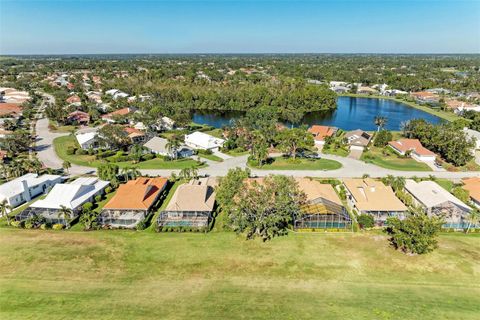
{"left": 151, "top": 116, "right": 175, "bottom": 131}
{"left": 75, "top": 128, "right": 99, "bottom": 150}
{"left": 67, "top": 110, "right": 90, "bottom": 125}
{"left": 143, "top": 136, "right": 193, "bottom": 158}
{"left": 124, "top": 127, "right": 145, "bottom": 143}
{"left": 404, "top": 180, "right": 473, "bottom": 230}
{"left": 331, "top": 86, "right": 350, "bottom": 94}
{"left": 105, "top": 89, "right": 129, "bottom": 100}
{"left": 308, "top": 125, "right": 338, "bottom": 146}
{"left": 157, "top": 178, "right": 217, "bottom": 228}
{"left": 98, "top": 177, "right": 168, "bottom": 228}
{"left": 66, "top": 95, "right": 81, "bottom": 105}
{"left": 462, "top": 128, "right": 480, "bottom": 150}
{"left": 345, "top": 129, "right": 372, "bottom": 150}
{"left": 388, "top": 138, "right": 437, "bottom": 162}
{"left": 15, "top": 177, "right": 109, "bottom": 225}
{"left": 0, "top": 88, "right": 30, "bottom": 104}
{"left": 185, "top": 131, "right": 225, "bottom": 151}
{"left": 343, "top": 178, "right": 407, "bottom": 225}
{"left": 462, "top": 177, "right": 480, "bottom": 208}
{"left": 101, "top": 107, "right": 135, "bottom": 123}
{"left": 293, "top": 178, "right": 351, "bottom": 230}
{"left": 383, "top": 89, "right": 408, "bottom": 97}
{"left": 357, "top": 86, "right": 378, "bottom": 95}
{"left": 410, "top": 91, "right": 440, "bottom": 104}
{"left": 0, "top": 103, "right": 23, "bottom": 118}
{"left": 86, "top": 91, "right": 102, "bottom": 103}
{"left": 0, "top": 173, "right": 62, "bottom": 209}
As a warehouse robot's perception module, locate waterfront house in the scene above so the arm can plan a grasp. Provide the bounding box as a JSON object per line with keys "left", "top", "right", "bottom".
{"left": 157, "top": 178, "right": 217, "bottom": 228}
{"left": 185, "top": 131, "right": 225, "bottom": 151}
{"left": 345, "top": 129, "right": 372, "bottom": 150}
{"left": 308, "top": 125, "right": 338, "bottom": 146}
{"left": 404, "top": 180, "right": 472, "bottom": 229}
{"left": 410, "top": 91, "right": 440, "bottom": 104}
{"left": 343, "top": 178, "right": 407, "bottom": 225}
{"left": 98, "top": 177, "right": 168, "bottom": 228}
{"left": 16, "top": 177, "right": 109, "bottom": 225}
{"left": 388, "top": 138, "right": 437, "bottom": 162}
{"left": 0, "top": 173, "right": 62, "bottom": 209}
{"left": 294, "top": 178, "right": 351, "bottom": 230}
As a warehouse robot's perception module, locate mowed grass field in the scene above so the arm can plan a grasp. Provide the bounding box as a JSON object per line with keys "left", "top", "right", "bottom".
{"left": 0, "top": 230, "right": 479, "bottom": 319}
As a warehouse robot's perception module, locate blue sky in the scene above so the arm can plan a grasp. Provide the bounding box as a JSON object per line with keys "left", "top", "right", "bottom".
{"left": 0, "top": 0, "right": 479, "bottom": 54}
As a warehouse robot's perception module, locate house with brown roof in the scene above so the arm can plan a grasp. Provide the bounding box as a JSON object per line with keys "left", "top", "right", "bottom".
{"left": 462, "top": 177, "right": 480, "bottom": 208}
{"left": 66, "top": 95, "right": 81, "bottom": 105}
{"left": 0, "top": 103, "right": 23, "bottom": 118}
{"left": 124, "top": 127, "right": 146, "bottom": 143}
{"left": 66, "top": 110, "right": 90, "bottom": 125}
{"left": 345, "top": 129, "right": 372, "bottom": 150}
{"left": 157, "top": 178, "right": 217, "bottom": 229}
{"left": 410, "top": 91, "right": 440, "bottom": 104}
{"left": 308, "top": 125, "right": 338, "bottom": 146}
{"left": 293, "top": 178, "right": 351, "bottom": 230}
{"left": 388, "top": 138, "right": 436, "bottom": 162}
{"left": 101, "top": 107, "right": 136, "bottom": 123}
{"left": 343, "top": 178, "right": 407, "bottom": 225}
{"left": 98, "top": 177, "right": 168, "bottom": 228}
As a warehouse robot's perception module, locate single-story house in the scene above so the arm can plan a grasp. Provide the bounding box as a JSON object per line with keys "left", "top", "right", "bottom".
{"left": 383, "top": 89, "right": 408, "bottom": 97}
{"left": 343, "top": 178, "right": 408, "bottom": 225}
{"left": 66, "top": 95, "right": 81, "bottom": 105}
{"left": 331, "top": 86, "right": 350, "bottom": 94}
{"left": 105, "top": 89, "right": 129, "bottom": 100}
{"left": 67, "top": 110, "right": 90, "bottom": 125}
{"left": 345, "top": 129, "right": 372, "bottom": 150}
{"left": 405, "top": 180, "right": 473, "bottom": 230}
{"left": 462, "top": 128, "right": 480, "bottom": 150}
{"left": 98, "top": 177, "right": 168, "bottom": 228}
{"left": 101, "top": 107, "right": 135, "bottom": 123}
{"left": 16, "top": 177, "right": 109, "bottom": 225}
{"left": 124, "top": 127, "right": 145, "bottom": 143}
{"left": 0, "top": 173, "right": 62, "bottom": 209}
{"left": 388, "top": 138, "right": 437, "bottom": 162}
{"left": 75, "top": 129, "right": 99, "bottom": 150}
{"left": 157, "top": 178, "right": 217, "bottom": 228}
{"left": 357, "top": 86, "right": 378, "bottom": 95}
{"left": 143, "top": 136, "right": 193, "bottom": 158}
{"left": 185, "top": 131, "right": 225, "bottom": 151}
{"left": 294, "top": 178, "right": 351, "bottom": 230}
{"left": 462, "top": 177, "right": 480, "bottom": 208}
{"left": 410, "top": 91, "right": 440, "bottom": 104}
{"left": 308, "top": 125, "right": 338, "bottom": 146}
{"left": 0, "top": 103, "right": 23, "bottom": 118}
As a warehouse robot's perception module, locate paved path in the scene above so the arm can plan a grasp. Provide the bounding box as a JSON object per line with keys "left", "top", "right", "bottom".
{"left": 35, "top": 118, "right": 95, "bottom": 175}
{"left": 34, "top": 115, "right": 480, "bottom": 180}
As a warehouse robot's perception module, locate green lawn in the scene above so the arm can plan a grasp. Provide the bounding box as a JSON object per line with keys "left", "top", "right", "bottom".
{"left": 361, "top": 147, "right": 432, "bottom": 171}
{"left": 249, "top": 156, "right": 342, "bottom": 171}
{"left": 0, "top": 229, "right": 478, "bottom": 319}
{"left": 198, "top": 153, "right": 224, "bottom": 162}
{"left": 321, "top": 147, "right": 349, "bottom": 157}
{"left": 54, "top": 135, "right": 204, "bottom": 169}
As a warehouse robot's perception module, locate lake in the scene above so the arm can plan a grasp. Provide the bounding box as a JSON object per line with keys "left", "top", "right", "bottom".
{"left": 192, "top": 96, "right": 443, "bottom": 131}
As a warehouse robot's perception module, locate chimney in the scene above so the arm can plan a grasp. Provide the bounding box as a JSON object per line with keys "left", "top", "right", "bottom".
{"left": 21, "top": 180, "right": 31, "bottom": 201}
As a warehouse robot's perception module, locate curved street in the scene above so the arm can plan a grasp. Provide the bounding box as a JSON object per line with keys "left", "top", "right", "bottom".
{"left": 35, "top": 117, "right": 480, "bottom": 180}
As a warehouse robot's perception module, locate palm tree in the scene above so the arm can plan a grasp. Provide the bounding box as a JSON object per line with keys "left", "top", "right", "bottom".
{"left": 62, "top": 160, "right": 71, "bottom": 174}
{"left": 58, "top": 205, "right": 73, "bottom": 229}
{"left": 466, "top": 209, "right": 480, "bottom": 234}
{"left": 190, "top": 166, "right": 199, "bottom": 180}
{"left": 166, "top": 135, "right": 182, "bottom": 159}
{"left": 179, "top": 168, "right": 191, "bottom": 180}
{"left": 129, "top": 144, "right": 144, "bottom": 164}
{"left": 0, "top": 200, "right": 12, "bottom": 225}
{"left": 374, "top": 116, "right": 388, "bottom": 132}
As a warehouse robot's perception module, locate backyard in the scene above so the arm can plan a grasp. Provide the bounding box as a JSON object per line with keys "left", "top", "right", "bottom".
{"left": 0, "top": 229, "right": 478, "bottom": 319}
{"left": 248, "top": 156, "right": 342, "bottom": 171}
{"left": 54, "top": 135, "right": 204, "bottom": 169}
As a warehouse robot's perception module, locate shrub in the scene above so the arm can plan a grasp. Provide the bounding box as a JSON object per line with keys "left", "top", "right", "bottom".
{"left": 136, "top": 220, "right": 147, "bottom": 231}
{"left": 105, "top": 186, "right": 112, "bottom": 194}
{"left": 142, "top": 153, "right": 155, "bottom": 161}
{"left": 66, "top": 146, "right": 76, "bottom": 155}
{"left": 24, "top": 221, "right": 34, "bottom": 229}
{"left": 373, "top": 130, "right": 392, "bottom": 147}
{"left": 10, "top": 220, "right": 22, "bottom": 228}
{"left": 40, "top": 223, "right": 48, "bottom": 230}
{"left": 75, "top": 148, "right": 88, "bottom": 155}
{"left": 52, "top": 223, "right": 64, "bottom": 230}
{"left": 357, "top": 214, "right": 374, "bottom": 229}
{"left": 82, "top": 202, "right": 94, "bottom": 212}
{"left": 384, "top": 213, "right": 443, "bottom": 254}
{"left": 95, "top": 195, "right": 102, "bottom": 202}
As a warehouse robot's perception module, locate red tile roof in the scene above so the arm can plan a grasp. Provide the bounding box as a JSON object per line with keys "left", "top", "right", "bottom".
{"left": 102, "top": 107, "right": 132, "bottom": 119}
{"left": 0, "top": 103, "right": 23, "bottom": 117}
{"left": 103, "top": 177, "right": 168, "bottom": 210}
{"left": 66, "top": 95, "right": 81, "bottom": 104}
{"left": 388, "top": 138, "right": 435, "bottom": 156}
{"left": 308, "top": 125, "right": 337, "bottom": 141}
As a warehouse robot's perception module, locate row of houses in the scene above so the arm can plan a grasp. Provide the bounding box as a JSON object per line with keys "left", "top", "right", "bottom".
{"left": 4, "top": 173, "right": 480, "bottom": 231}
